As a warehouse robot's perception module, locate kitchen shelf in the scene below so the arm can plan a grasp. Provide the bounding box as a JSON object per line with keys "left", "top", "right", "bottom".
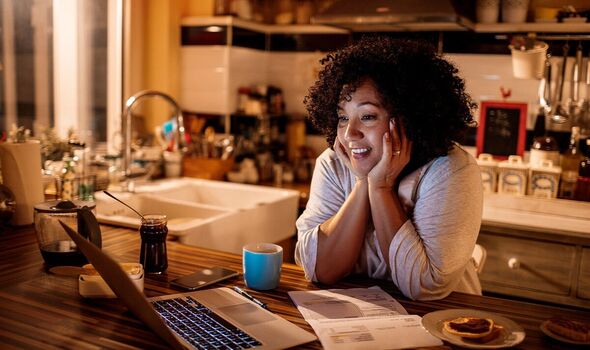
{"left": 182, "top": 16, "right": 590, "bottom": 36}
{"left": 181, "top": 16, "right": 349, "bottom": 34}
{"left": 474, "top": 22, "right": 590, "bottom": 33}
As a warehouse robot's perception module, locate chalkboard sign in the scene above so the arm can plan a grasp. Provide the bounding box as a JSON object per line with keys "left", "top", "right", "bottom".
{"left": 476, "top": 101, "right": 527, "bottom": 160}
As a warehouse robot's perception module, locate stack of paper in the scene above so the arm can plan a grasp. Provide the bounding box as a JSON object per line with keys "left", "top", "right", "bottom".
{"left": 288, "top": 287, "right": 443, "bottom": 350}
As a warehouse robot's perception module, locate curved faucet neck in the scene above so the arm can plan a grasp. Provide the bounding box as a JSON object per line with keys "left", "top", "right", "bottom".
{"left": 121, "top": 90, "right": 186, "bottom": 179}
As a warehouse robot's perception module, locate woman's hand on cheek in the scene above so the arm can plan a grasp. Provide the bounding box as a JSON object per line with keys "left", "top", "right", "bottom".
{"left": 333, "top": 137, "right": 351, "bottom": 167}
{"left": 368, "top": 119, "right": 412, "bottom": 190}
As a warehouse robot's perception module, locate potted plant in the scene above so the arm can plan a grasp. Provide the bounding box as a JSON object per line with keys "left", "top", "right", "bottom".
{"left": 509, "top": 36, "right": 548, "bottom": 79}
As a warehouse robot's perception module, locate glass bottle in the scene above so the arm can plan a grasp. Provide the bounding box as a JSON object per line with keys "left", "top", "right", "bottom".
{"left": 559, "top": 127, "right": 583, "bottom": 199}
{"left": 105, "top": 154, "right": 122, "bottom": 189}
{"left": 61, "top": 154, "right": 77, "bottom": 200}
{"left": 574, "top": 140, "right": 590, "bottom": 201}
{"left": 139, "top": 214, "right": 168, "bottom": 274}
{"left": 529, "top": 108, "right": 560, "bottom": 167}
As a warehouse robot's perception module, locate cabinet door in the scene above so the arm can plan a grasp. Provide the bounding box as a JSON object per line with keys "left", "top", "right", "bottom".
{"left": 478, "top": 233, "right": 575, "bottom": 296}
{"left": 579, "top": 248, "right": 590, "bottom": 300}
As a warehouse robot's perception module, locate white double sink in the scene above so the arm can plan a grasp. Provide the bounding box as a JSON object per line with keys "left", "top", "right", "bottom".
{"left": 95, "top": 178, "right": 300, "bottom": 254}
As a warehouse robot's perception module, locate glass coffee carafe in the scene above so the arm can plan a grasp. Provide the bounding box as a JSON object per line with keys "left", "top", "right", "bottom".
{"left": 33, "top": 200, "right": 101, "bottom": 267}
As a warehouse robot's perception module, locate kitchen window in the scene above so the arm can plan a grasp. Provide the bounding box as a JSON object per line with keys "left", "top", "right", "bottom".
{"left": 0, "top": 0, "right": 122, "bottom": 151}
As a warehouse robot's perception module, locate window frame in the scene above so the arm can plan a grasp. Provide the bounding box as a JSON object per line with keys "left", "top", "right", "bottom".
{"left": 52, "top": 0, "right": 123, "bottom": 152}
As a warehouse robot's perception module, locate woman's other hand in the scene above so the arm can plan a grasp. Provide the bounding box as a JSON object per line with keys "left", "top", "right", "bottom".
{"left": 334, "top": 138, "right": 367, "bottom": 181}
{"left": 368, "top": 119, "right": 411, "bottom": 190}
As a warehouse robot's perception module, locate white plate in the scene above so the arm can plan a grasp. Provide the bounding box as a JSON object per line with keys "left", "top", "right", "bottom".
{"left": 422, "top": 309, "right": 525, "bottom": 349}
{"left": 562, "top": 17, "right": 587, "bottom": 23}
{"left": 534, "top": 18, "right": 558, "bottom": 23}
{"left": 540, "top": 320, "right": 590, "bottom": 345}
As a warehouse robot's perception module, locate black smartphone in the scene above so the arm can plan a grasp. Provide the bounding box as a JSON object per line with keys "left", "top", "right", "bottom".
{"left": 170, "top": 266, "right": 239, "bottom": 291}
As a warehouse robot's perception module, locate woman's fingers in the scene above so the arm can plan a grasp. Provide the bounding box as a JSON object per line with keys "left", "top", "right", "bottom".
{"left": 381, "top": 121, "right": 392, "bottom": 158}
{"left": 334, "top": 138, "right": 344, "bottom": 157}
{"left": 334, "top": 138, "right": 352, "bottom": 166}
{"left": 333, "top": 138, "right": 340, "bottom": 154}
{"left": 390, "top": 118, "right": 402, "bottom": 157}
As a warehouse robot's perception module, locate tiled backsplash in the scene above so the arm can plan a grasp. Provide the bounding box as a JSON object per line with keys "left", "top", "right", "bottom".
{"left": 181, "top": 46, "right": 231, "bottom": 114}
{"left": 267, "top": 51, "right": 324, "bottom": 116}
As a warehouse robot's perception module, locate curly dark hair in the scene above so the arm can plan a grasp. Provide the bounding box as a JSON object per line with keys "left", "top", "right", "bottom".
{"left": 304, "top": 36, "right": 477, "bottom": 170}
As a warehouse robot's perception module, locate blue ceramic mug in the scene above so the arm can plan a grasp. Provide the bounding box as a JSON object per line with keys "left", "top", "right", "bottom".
{"left": 242, "top": 243, "right": 283, "bottom": 290}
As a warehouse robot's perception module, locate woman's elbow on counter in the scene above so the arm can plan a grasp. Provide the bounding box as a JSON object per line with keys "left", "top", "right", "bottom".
{"left": 405, "top": 288, "right": 453, "bottom": 301}
{"left": 315, "top": 266, "right": 350, "bottom": 286}
{"left": 315, "top": 274, "right": 340, "bottom": 286}
{"left": 396, "top": 275, "right": 456, "bottom": 301}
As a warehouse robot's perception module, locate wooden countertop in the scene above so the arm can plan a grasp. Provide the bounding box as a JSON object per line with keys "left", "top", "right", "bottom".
{"left": 0, "top": 224, "right": 587, "bottom": 349}
{"left": 482, "top": 193, "right": 590, "bottom": 239}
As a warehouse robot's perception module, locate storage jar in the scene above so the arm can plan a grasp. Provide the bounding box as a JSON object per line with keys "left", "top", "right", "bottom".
{"left": 528, "top": 159, "right": 561, "bottom": 198}
{"left": 498, "top": 155, "right": 528, "bottom": 195}
{"left": 477, "top": 153, "right": 498, "bottom": 193}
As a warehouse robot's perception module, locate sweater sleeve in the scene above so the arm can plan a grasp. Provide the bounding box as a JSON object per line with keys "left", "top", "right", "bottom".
{"left": 294, "top": 149, "right": 350, "bottom": 281}
{"left": 389, "top": 151, "right": 483, "bottom": 300}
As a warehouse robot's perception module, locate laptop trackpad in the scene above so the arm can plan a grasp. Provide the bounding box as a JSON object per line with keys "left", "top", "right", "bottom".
{"left": 218, "top": 303, "right": 275, "bottom": 326}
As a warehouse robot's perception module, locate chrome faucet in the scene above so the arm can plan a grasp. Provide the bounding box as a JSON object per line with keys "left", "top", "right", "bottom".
{"left": 121, "top": 90, "right": 187, "bottom": 182}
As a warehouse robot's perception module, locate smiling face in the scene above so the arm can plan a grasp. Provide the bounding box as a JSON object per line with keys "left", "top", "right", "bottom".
{"left": 336, "top": 79, "right": 391, "bottom": 176}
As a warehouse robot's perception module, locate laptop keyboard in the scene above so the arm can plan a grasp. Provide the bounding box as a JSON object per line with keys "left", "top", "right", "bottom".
{"left": 152, "top": 296, "right": 262, "bottom": 350}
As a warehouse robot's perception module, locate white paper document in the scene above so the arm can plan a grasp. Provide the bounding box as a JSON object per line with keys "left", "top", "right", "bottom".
{"left": 288, "top": 287, "right": 443, "bottom": 350}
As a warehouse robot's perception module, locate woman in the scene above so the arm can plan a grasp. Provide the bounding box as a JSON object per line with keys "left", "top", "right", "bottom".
{"left": 294, "top": 37, "right": 483, "bottom": 300}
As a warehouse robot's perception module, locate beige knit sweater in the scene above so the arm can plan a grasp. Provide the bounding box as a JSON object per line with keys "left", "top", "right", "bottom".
{"left": 295, "top": 145, "right": 483, "bottom": 300}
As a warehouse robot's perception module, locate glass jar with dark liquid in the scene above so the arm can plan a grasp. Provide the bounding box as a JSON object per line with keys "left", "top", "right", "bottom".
{"left": 139, "top": 214, "right": 168, "bottom": 274}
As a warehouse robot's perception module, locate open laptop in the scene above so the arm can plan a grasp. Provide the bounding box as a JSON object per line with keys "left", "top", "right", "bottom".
{"left": 59, "top": 221, "right": 316, "bottom": 350}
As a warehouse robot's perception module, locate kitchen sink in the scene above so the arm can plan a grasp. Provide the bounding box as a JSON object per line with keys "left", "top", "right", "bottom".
{"left": 95, "top": 178, "right": 300, "bottom": 254}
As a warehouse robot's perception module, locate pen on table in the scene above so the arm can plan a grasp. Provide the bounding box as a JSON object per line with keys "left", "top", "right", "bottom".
{"left": 232, "top": 286, "right": 268, "bottom": 309}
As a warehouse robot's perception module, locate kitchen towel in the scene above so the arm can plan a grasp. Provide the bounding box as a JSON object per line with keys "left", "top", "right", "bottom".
{"left": 0, "top": 140, "right": 44, "bottom": 225}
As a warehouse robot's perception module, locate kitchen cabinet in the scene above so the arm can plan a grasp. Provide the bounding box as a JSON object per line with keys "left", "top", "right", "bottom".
{"left": 579, "top": 248, "right": 590, "bottom": 300}
{"left": 478, "top": 232, "right": 576, "bottom": 296}
{"left": 478, "top": 193, "right": 590, "bottom": 309}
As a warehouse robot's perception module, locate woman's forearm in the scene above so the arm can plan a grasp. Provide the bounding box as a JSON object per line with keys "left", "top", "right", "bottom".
{"left": 368, "top": 186, "right": 408, "bottom": 267}
{"left": 315, "top": 179, "right": 370, "bottom": 284}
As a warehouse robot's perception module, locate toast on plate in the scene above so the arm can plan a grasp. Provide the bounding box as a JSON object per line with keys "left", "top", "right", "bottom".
{"left": 545, "top": 317, "right": 590, "bottom": 342}
{"left": 466, "top": 325, "right": 504, "bottom": 343}
{"left": 443, "top": 317, "right": 494, "bottom": 338}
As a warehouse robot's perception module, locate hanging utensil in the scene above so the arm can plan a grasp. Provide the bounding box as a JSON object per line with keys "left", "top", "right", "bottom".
{"left": 573, "top": 42, "right": 583, "bottom": 104}
{"left": 538, "top": 54, "right": 552, "bottom": 113}
{"left": 579, "top": 52, "right": 590, "bottom": 139}
{"left": 568, "top": 42, "right": 583, "bottom": 121}
{"left": 551, "top": 42, "right": 569, "bottom": 124}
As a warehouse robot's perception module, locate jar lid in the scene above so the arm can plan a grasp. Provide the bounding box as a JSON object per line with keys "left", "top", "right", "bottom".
{"left": 498, "top": 155, "right": 528, "bottom": 169}
{"left": 477, "top": 153, "right": 498, "bottom": 166}
{"left": 530, "top": 159, "right": 561, "bottom": 173}
{"left": 34, "top": 199, "right": 96, "bottom": 213}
